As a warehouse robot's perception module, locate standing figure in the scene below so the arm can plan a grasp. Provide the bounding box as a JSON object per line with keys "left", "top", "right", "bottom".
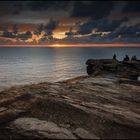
{"left": 113, "top": 54, "right": 116, "bottom": 60}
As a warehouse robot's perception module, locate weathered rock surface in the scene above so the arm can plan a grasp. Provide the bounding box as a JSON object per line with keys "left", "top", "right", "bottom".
{"left": 86, "top": 59, "right": 140, "bottom": 80}
{"left": 0, "top": 108, "right": 25, "bottom": 124}
{"left": 11, "top": 117, "right": 76, "bottom": 139}
{"left": 0, "top": 74, "right": 140, "bottom": 139}
{"left": 73, "top": 128, "right": 99, "bottom": 139}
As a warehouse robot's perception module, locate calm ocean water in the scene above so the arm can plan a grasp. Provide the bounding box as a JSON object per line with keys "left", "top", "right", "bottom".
{"left": 0, "top": 47, "right": 140, "bottom": 88}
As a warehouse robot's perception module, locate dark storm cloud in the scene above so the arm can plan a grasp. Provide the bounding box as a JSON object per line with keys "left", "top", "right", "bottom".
{"left": 27, "top": 1, "right": 51, "bottom": 11}
{"left": 34, "top": 24, "right": 44, "bottom": 35}
{"left": 0, "top": 1, "right": 28, "bottom": 16}
{"left": 2, "top": 31, "right": 16, "bottom": 38}
{"left": 34, "top": 19, "right": 59, "bottom": 42}
{"left": 44, "top": 19, "right": 59, "bottom": 32}
{"left": 13, "top": 24, "right": 18, "bottom": 34}
{"left": 1, "top": 24, "right": 17, "bottom": 38}
{"left": 77, "top": 17, "right": 129, "bottom": 35}
{"left": 1, "top": 30, "right": 32, "bottom": 41}
{"left": 0, "top": 1, "right": 72, "bottom": 21}
{"left": 71, "top": 1, "right": 114, "bottom": 20}
{"left": 65, "top": 27, "right": 76, "bottom": 37}
{"left": 0, "top": 24, "right": 32, "bottom": 41}
{"left": 0, "top": 1, "right": 140, "bottom": 44}
{"left": 77, "top": 20, "right": 96, "bottom": 35}
{"left": 33, "top": 19, "right": 59, "bottom": 41}
{"left": 111, "top": 23, "right": 140, "bottom": 38}
{"left": 17, "top": 31, "right": 32, "bottom": 40}
{"left": 27, "top": 1, "right": 72, "bottom": 11}
{"left": 123, "top": 1, "right": 140, "bottom": 13}
{"left": 0, "top": 1, "right": 116, "bottom": 20}
{"left": 43, "top": 19, "right": 59, "bottom": 36}
{"left": 96, "top": 17, "right": 129, "bottom": 32}
{"left": 84, "top": 23, "right": 140, "bottom": 43}
{"left": 0, "top": 18, "right": 59, "bottom": 41}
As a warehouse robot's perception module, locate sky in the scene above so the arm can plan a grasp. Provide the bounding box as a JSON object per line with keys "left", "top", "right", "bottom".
{"left": 0, "top": 1, "right": 140, "bottom": 46}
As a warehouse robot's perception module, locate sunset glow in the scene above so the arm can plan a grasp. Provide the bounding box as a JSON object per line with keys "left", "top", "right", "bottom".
{"left": 0, "top": 1, "right": 139, "bottom": 46}
{"left": 0, "top": 43, "right": 140, "bottom": 47}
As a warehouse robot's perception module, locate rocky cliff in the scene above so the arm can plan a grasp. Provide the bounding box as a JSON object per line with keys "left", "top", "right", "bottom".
{"left": 86, "top": 59, "right": 140, "bottom": 80}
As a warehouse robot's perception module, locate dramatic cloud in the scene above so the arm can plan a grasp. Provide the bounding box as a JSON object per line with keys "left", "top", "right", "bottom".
{"left": 13, "top": 24, "right": 18, "bottom": 34}
{"left": 111, "top": 23, "right": 140, "bottom": 38}
{"left": 34, "top": 19, "right": 59, "bottom": 36}
{"left": 0, "top": 24, "right": 33, "bottom": 41}
{"left": 34, "top": 24, "right": 44, "bottom": 35}
{"left": 77, "top": 17, "right": 129, "bottom": 35}
{"left": 77, "top": 20, "right": 96, "bottom": 35}
{"left": 1, "top": 25, "right": 17, "bottom": 38}
{"left": 44, "top": 19, "right": 59, "bottom": 35}
{"left": 65, "top": 27, "right": 76, "bottom": 38}
{"left": 96, "top": 17, "right": 129, "bottom": 32}
{"left": 71, "top": 1, "right": 114, "bottom": 20}
{"left": 3, "top": 31, "right": 15, "bottom": 38}
{"left": 17, "top": 31, "right": 32, "bottom": 40}
{"left": 0, "top": 1, "right": 139, "bottom": 44}
{"left": 34, "top": 19, "right": 60, "bottom": 42}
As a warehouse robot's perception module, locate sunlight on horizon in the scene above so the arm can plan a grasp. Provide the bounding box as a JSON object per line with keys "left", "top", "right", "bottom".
{"left": 0, "top": 43, "right": 140, "bottom": 48}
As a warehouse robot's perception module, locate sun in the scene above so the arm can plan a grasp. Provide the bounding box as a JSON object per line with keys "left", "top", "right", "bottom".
{"left": 51, "top": 44, "right": 62, "bottom": 47}
{"left": 55, "top": 44, "right": 61, "bottom": 47}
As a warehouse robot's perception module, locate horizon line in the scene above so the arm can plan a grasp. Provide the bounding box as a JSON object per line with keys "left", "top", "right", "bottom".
{"left": 0, "top": 43, "right": 140, "bottom": 47}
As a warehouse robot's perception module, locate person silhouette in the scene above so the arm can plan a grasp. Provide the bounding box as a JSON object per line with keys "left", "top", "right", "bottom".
{"left": 131, "top": 55, "right": 137, "bottom": 61}
{"left": 113, "top": 54, "right": 116, "bottom": 60}
{"left": 123, "top": 55, "right": 130, "bottom": 61}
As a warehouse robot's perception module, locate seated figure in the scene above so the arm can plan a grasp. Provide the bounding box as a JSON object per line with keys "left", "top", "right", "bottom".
{"left": 123, "top": 55, "right": 130, "bottom": 62}
{"left": 131, "top": 55, "right": 137, "bottom": 61}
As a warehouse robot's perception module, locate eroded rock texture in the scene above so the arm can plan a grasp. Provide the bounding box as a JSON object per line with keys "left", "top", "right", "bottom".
{"left": 0, "top": 74, "right": 140, "bottom": 139}
{"left": 86, "top": 59, "right": 140, "bottom": 80}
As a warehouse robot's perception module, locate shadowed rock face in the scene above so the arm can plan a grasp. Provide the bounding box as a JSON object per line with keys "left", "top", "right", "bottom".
{"left": 86, "top": 59, "right": 140, "bottom": 80}
{"left": 0, "top": 74, "right": 140, "bottom": 139}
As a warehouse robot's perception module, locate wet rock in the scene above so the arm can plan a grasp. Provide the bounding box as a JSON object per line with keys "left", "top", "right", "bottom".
{"left": 73, "top": 128, "right": 99, "bottom": 139}
{"left": 10, "top": 117, "right": 76, "bottom": 139}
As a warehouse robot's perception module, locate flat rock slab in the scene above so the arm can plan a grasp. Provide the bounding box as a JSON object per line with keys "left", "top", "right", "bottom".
{"left": 10, "top": 117, "right": 76, "bottom": 139}
{"left": 73, "top": 128, "right": 99, "bottom": 139}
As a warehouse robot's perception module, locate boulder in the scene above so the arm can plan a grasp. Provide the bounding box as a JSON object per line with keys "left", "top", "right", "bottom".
{"left": 10, "top": 117, "right": 76, "bottom": 139}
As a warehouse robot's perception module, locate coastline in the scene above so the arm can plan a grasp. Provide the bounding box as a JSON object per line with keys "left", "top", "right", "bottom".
{"left": 0, "top": 74, "right": 140, "bottom": 139}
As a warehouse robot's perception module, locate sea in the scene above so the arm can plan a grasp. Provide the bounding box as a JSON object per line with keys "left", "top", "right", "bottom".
{"left": 0, "top": 47, "right": 140, "bottom": 88}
